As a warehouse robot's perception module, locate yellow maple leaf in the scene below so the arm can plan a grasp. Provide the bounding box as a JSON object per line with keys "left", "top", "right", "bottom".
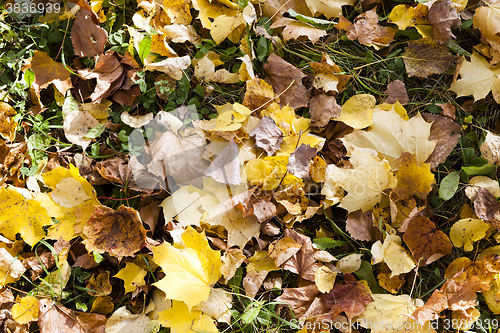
{"left": 450, "top": 51, "right": 500, "bottom": 103}
{"left": 152, "top": 226, "right": 221, "bottom": 311}
{"left": 342, "top": 108, "right": 436, "bottom": 171}
{"left": 392, "top": 152, "right": 435, "bottom": 201}
{"left": 0, "top": 187, "right": 52, "bottom": 246}
{"left": 334, "top": 94, "right": 376, "bottom": 129}
{"left": 114, "top": 263, "right": 147, "bottom": 294}
{"left": 12, "top": 296, "right": 39, "bottom": 324}
{"left": 324, "top": 148, "right": 397, "bottom": 213}
{"left": 158, "top": 300, "right": 218, "bottom": 333}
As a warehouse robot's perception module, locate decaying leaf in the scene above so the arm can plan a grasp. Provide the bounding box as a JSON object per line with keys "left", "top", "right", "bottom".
{"left": 287, "top": 144, "right": 317, "bottom": 179}
{"left": 403, "top": 39, "right": 456, "bottom": 78}
{"left": 71, "top": 9, "right": 108, "bottom": 57}
{"left": 249, "top": 116, "right": 283, "bottom": 155}
{"left": 474, "top": 188, "right": 500, "bottom": 230}
{"left": 242, "top": 78, "right": 275, "bottom": 112}
{"left": 263, "top": 53, "right": 309, "bottom": 109}
{"left": 309, "top": 94, "right": 342, "bottom": 128}
{"left": 86, "top": 272, "right": 112, "bottom": 297}
{"left": 421, "top": 112, "right": 461, "bottom": 169}
{"left": 465, "top": 176, "right": 500, "bottom": 201}
{"left": 403, "top": 216, "right": 453, "bottom": 266}
{"left": 282, "top": 229, "right": 322, "bottom": 281}
{"left": 384, "top": 80, "right": 410, "bottom": 104}
{"left": 83, "top": 205, "right": 147, "bottom": 260}
{"left": 428, "top": 0, "right": 461, "bottom": 44}
{"left": 480, "top": 130, "right": 500, "bottom": 165}
{"left": 346, "top": 8, "right": 398, "bottom": 49}
{"left": 345, "top": 210, "right": 382, "bottom": 242}
{"left": 392, "top": 152, "right": 435, "bottom": 201}
{"left": 270, "top": 17, "right": 327, "bottom": 43}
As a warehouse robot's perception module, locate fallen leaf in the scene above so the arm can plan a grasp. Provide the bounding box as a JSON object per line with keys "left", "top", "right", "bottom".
{"left": 268, "top": 237, "right": 302, "bottom": 267}
{"left": 324, "top": 147, "right": 397, "bottom": 213}
{"left": 83, "top": 205, "right": 147, "bottom": 260}
{"left": 270, "top": 17, "right": 327, "bottom": 43}
{"left": 0, "top": 102, "right": 17, "bottom": 142}
{"left": 336, "top": 253, "right": 363, "bottom": 273}
{"left": 387, "top": 4, "right": 429, "bottom": 30}
{"left": 282, "top": 229, "right": 322, "bottom": 281}
{"left": 310, "top": 54, "right": 351, "bottom": 93}
{"left": 346, "top": 210, "right": 382, "bottom": 242}
{"left": 0, "top": 187, "right": 52, "bottom": 246}
{"left": 346, "top": 8, "right": 398, "bottom": 49}
{"left": 421, "top": 113, "right": 461, "bottom": 169}
{"left": 114, "top": 262, "right": 147, "bottom": 294}
{"left": 450, "top": 52, "right": 500, "bottom": 103}
{"left": 86, "top": 272, "right": 112, "bottom": 297}
{"left": 392, "top": 152, "right": 435, "bottom": 201}
{"left": 12, "top": 296, "right": 38, "bottom": 324}
{"left": 342, "top": 108, "right": 437, "bottom": 171}
{"left": 275, "top": 284, "right": 322, "bottom": 319}
{"left": 480, "top": 130, "right": 500, "bottom": 165}
{"left": 305, "top": 0, "right": 356, "bottom": 18}
{"left": 384, "top": 80, "right": 410, "bottom": 104}
{"left": 474, "top": 188, "right": 500, "bottom": 230}
{"left": 287, "top": 144, "right": 317, "bottom": 179}
{"left": 38, "top": 299, "right": 106, "bottom": 333}
{"left": 195, "top": 288, "right": 232, "bottom": 324}
{"left": 403, "top": 38, "right": 456, "bottom": 78}
{"left": 450, "top": 218, "right": 490, "bottom": 251}
{"left": 403, "top": 216, "right": 453, "bottom": 265}
{"left": 323, "top": 273, "right": 372, "bottom": 321}
{"left": 0, "top": 247, "right": 26, "bottom": 287}
{"left": 263, "top": 53, "right": 309, "bottom": 109}
{"left": 144, "top": 55, "right": 191, "bottom": 80}
{"left": 372, "top": 234, "right": 416, "bottom": 277}
{"left": 334, "top": 94, "right": 376, "bottom": 129}
{"left": 428, "top": 0, "right": 461, "bottom": 44}
{"left": 309, "top": 94, "right": 342, "bottom": 128}
{"left": 105, "top": 306, "right": 150, "bottom": 333}
{"left": 473, "top": 1, "right": 500, "bottom": 61}
{"left": 205, "top": 141, "right": 242, "bottom": 185}
{"left": 315, "top": 266, "right": 338, "bottom": 293}
{"left": 465, "top": 176, "right": 500, "bottom": 201}
{"left": 158, "top": 300, "right": 218, "bottom": 333}
{"left": 221, "top": 248, "right": 246, "bottom": 283}
{"left": 71, "top": 9, "right": 108, "bottom": 57}
{"left": 152, "top": 226, "right": 221, "bottom": 310}
{"left": 120, "top": 111, "right": 154, "bottom": 128}
{"left": 242, "top": 78, "right": 275, "bottom": 112}
{"left": 249, "top": 116, "right": 283, "bottom": 155}
{"left": 162, "top": 0, "right": 192, "bottom": 25}
{"left": 90, "top": 296, "right": 114, "bottom": 315}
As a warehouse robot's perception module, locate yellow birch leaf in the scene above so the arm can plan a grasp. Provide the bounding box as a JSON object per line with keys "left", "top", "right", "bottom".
{"left": 372, "top": 235, "right": 416, "bottom": 277}
{"left": 162, "top": 0, "right": 192, "bottom": 25}
{"left": 158, "top": 300, "right": 218, "bottom": 333}
{"left": 334, "top": 94, "right": 376, "bottom": 129}
{"left": 0, "top": 187, "right": 52, "bottom": 246}
{"left": 450, "top": 218, "right": 490, "bottom": 251}
{"left": 12, "top": 296, "right": 39, "bottom": 324}
{"left": 314, "top": 266, "right": 337, "bottom": 293}
{"left": 114, "top": 263, "right": 147, "bottom": 294}
{"left": 152, "top": 226, "right": 221, "bottom": 311}
{"left": 392, "top": 152, "right": 435, "bottom": 201}
{"left": 387, "top": 4, "right": 429, "bottom": 30}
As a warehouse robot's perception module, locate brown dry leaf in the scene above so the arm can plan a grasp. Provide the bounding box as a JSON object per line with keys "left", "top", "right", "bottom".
{"left": 323, "top": 273, "right": 372, "bottom": 321}
{"left": 249, "top": 116, "right": 283, "bottom": 155}
{"left": 384, "top": 80, "right": 409, "bottom": 104}
{"left": 263, "top": 53, "right": 309, "bottom": 109}
{"left": 0, "top": 103, "right": 17, "bottom": 142}
{"left": 78, "top": 51, "right": 124, "bottom": 104}
{"left": 275, "top": 284, "right": 323, "bottom": 319}
{"left": 346, "top": 8, "right": 398, "bottom": 50}
{"left": 287, "top": 144, "right": 317, "bottom": 179}
{"left": 345, "top": 210, "right": 382, "bottom": 242}
{"left": 73, "top": 253, "right": 99, "bottom": 269}
{"left": 403, "top": 216, "right": 453, "bottom": 266}
{"left": 71, "top": 9, "right": 108, "bottom": 57}
{"left": 474, "top": 188, "right": 500, "bottom": 230}
{"left": 250, "top": 198, "right": 277, "bottom": 223}
{"left": 22, "top": 51, "right": 72, "bottom": 99}
{"left": 428, "top": 0, "right": 461, "bottom": 44}
{"left": 270, "top": 17, "right": 327, "bottom": 43}
{"left": 422, "top": 113, "right": 461, "bottom": 169}
{"left": 438, "top": 102, "right": 456, "bottom": 119}
{"left": 220, "top": 248, "right": 246, "bottom": 283}
{"left": 403, "top": 39, "right": 456, "bottom": 78}
{"left": 282, "top": 229, "right": 322, "bottom": 281}
{"left": 38, "top": 299, "right": 106, "bottom": 333}
{"left": 268, "top": 237, "right": 302, "bottom": 267}
{"left": 411, "top": 270, "right": 490, "bottom": 323}
{"left": 377, "top": 264, "right": 405, "bottom": 293}
{"left": 83, "top": 205, "right": 147, "bottom": 260}
{"left": 86, "top": 272, "right": 112, "bottom": 297}
{"left": 309, "top": 94, "right": 342, "bottom": 128}
{"left": 392, "top": 152, "right": 435, "bottom": 201}
{"left": 242, "top": 78, "right": 275, "bottom": 112}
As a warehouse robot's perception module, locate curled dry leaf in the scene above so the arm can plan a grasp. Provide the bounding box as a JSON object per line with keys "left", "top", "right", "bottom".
{"left": 275, "top": 284, "right": 322, "bottom": 319}
{"left": 403, "top": 216, "right": 453, "bottom": 266}
{"left": 249, "top": 116, "right": 283, "bottom": 155}
{"left": 345, "top": 210, "right": 382, "bottom": 242}
{"left": 480, "top": 130, "right": 500, "bottom": 165}
{"left": 268, "top": 237, "right": 302, "bottom": 267}
{"left": 86, "top": 272, "right": 112, "bottom": 297}
{"left": 403, "top": 38, "right": 455, "bottom": 78}
{"left": 287, "top": 144, "right": 317, "bottom": 179}
{"left": 83, "top": 205, "right": 147, "bottom": 260}
{"left": 465, "top": 176, "right": 500, "bottom": 201}
{"left": 0, "top": 102, "right": 17, "bottom": 142}
{"left": 144, "top": 55, "right": 191, "bottom": 80}
{"left": 473, "top": 0, "right": 500, "bottom": 62}
{"left": 263, "top": 53, "right": 309, "bottom": 110}
{"left": 372, "top": 234, "right": 416, "bottom": 277}
{"left": 221, "top": 248, "right": 246, "bottom": 283}
{"left": 387, "top": 4, "right": 429, "bottom": 30}
{"left": 282, "top": 229, "right": 322, "bottom": 281}
{"left": 346, "top": 8, "right": 398, "bottom": 49}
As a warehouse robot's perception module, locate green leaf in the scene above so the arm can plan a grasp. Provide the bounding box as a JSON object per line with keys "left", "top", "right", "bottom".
{"left": 463, "top": 147, "right": 475, "bottom": 166}
{"left": 62, "top": 93, "right": 79, "bottom": 117}
{"left": 24, "top": 68, "right": 35, "bottom": 87}
{"left": 354, "top": 261, "right": 384, "bottom": 294}
{"left": 462, "top": 164, "right": 496, "bottom": 177}
{"left": 138, "top": 36, "right": 151, "bottom": 63}
{"left": 241, "top": 301, "right": 264, "bottom": 324}
{"left": 85, "top": 124, "right": 106, "bottom": 139}
{"left": 93, "top": 252, "right": 105, "bottom": 263}
{"left": 313, "top": 238, "right": 348, "bottom": 250}
{"left": 288, "top": 9, "right": 334, "bottom": 27}
{"left": 439, "top": 171, "right": 459, "bottom": 201}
